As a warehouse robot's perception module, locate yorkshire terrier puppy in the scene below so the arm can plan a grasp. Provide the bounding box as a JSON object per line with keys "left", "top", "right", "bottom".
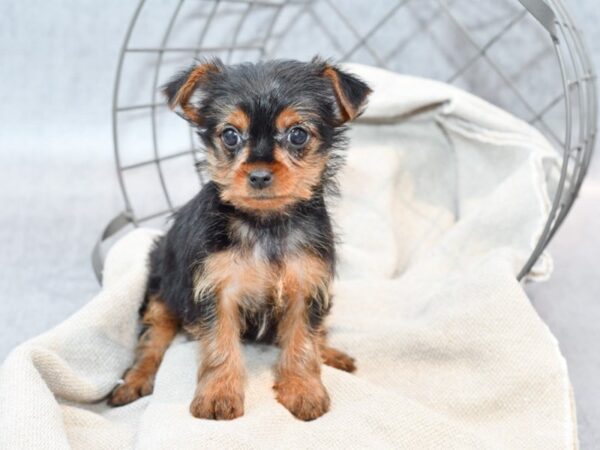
{"left": 108, "top": 57, "right": 371, "bottom": 421}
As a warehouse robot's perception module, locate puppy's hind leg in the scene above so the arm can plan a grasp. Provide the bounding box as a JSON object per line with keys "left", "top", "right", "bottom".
{"left": 108, "top": 295, "right": 179, "bottom": 406}
{"left": 317, "top": 329, "right": 356, "bottom": 373}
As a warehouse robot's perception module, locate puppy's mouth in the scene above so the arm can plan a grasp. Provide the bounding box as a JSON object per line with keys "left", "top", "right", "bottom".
{"left": 244, "top": 194, "right": 293, "bottom": 201}
{"left": 228, "top": 193, "right": 299, "bottom": 213}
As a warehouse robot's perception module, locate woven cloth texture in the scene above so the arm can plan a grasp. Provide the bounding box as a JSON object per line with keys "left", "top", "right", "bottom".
{"left": 0, "top": 65, "right": 575, "bottom": 449}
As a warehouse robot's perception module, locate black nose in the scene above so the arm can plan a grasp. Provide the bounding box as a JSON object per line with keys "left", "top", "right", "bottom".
{"left": 248, "top": 169, "right": 273, "bottom": 189}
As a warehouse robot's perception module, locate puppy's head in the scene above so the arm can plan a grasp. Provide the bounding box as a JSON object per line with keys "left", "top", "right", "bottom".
{"left": 163, "top": 57, "right": 371, "bottom": 214}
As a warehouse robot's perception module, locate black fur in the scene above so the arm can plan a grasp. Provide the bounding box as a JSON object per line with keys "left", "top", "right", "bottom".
{"left": 146, "top": 58, "right": 371, "bottom": 342}
{"left": 147, "top": 182, "right": 336, "bottom": 340}
{"left": 331, "top": 68, "right": 372, "bottom": 119}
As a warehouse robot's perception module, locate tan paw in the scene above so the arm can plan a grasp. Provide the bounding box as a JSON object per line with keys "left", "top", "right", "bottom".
{"left": 322, "top": 347, "right": 356, "bottom": 373}
{"left": 189, "top": 386, "right": 244, "bottom": 420}
{"left": 108, "top": 376, "right": 154, "bottom": 406}
{"left": 274, "top": 376, "right": 330, "bottom": 421}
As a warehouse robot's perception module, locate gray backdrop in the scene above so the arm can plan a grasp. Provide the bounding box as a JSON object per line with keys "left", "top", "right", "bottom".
{"left": 0, "top": 1, "right": 598, "bottom": 447}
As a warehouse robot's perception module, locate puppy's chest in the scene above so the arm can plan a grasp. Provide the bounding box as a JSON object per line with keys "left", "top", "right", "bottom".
{"left": 231, "top": 220, "right": 307, "bottom": 262}
{"left": 194, "top": 225, "right": 329, "bottom": 310}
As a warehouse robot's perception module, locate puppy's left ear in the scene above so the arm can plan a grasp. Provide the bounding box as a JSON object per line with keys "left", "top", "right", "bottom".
{"left": 322, "top": 64, "right": 372, "bottom": 123}
{"left": 162, "top": 59, "right": 222, "bottom": 124}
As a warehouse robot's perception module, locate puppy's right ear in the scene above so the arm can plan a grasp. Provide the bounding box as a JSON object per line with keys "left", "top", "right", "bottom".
{"left": 162, "top": 60, "right": 222, "bottom": 124}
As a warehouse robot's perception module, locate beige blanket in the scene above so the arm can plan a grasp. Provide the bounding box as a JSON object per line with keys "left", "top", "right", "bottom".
{"left": 0, "top": 65, "right": 576, "bottom": 449}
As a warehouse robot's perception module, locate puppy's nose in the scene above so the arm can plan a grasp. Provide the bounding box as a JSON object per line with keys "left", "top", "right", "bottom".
{"left": 248, "top": 169, "right": 273, "bottom": 190}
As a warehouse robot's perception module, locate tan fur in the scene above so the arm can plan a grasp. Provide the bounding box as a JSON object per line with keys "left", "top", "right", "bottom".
{"left": 193, "top": 249, "right": 331, "bottom": 310}
{"left": 108, "top": 297, "right": 179, "bottom": 406}
{"left": 316, "top": 329, "right": 356, "bottom": 372}
{"left": 189, "top": 282, "right": 246, "bottom": 420}
{"left": 273, "top": 291, "right": 330, "bottom": 421}
{"left": 190, "top": 249, "right": 333, "bottom": 420}
{"left": 216, "top": 145, "right": 327, "bottom": 213}
{"left": 322, "top": 66, "right": 363, "bottom": 122}
{"left": 132, "top": 60, "right": 368, "bottom": 421}
{"left": 276, "top": 253, "right": 332, "bottom": 420}
{"left": 223, "top": 107, "right": 250, "bottom": 133}
{"left": 207, "top": 146, "right": 250, "bottom": 189}
{"left": 192, "top": 248, "right": 274, "bottom": 308}
{"left": 275, "top": 107, "right": 303, "bottom": 130}
{"left": 169, "top": 63, "right": 220, "bottom": 123}
{"left": 204, "top": 104, "right": 327, "bottom": 214}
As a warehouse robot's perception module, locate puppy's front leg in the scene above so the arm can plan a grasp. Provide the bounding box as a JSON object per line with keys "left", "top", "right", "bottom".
{"left": 189, "top": 290, "right": 245, "bottom": 420}
{"left": 274, "top": 292, "right": 330, "bottom": 421}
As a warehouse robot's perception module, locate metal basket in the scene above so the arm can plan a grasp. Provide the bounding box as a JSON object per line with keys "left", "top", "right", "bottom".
{"left": 93, "top": 0, "right": 597, "bottom": 281}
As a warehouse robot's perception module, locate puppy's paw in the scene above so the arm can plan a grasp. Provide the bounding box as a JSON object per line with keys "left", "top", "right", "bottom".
{"left": 108, "top": 375, "right": 154, "bottom": 406}
{"left": 321, "top": 347, "right": 356, "bottom": 373}
{"left": 274, "top": 376, "right": 330, "bottom": 421}
{"left": 190, "top": 386, "right": 244, "bottom": 420}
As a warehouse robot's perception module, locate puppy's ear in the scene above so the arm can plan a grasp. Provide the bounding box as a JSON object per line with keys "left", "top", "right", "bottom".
{"left": 321, "top": 63, "right": 372, "bottom": 123}
{"left": 162, "top": 59, "right": 222, "bottom": 124}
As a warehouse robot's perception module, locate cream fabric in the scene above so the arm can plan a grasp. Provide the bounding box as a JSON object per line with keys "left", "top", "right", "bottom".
{"left": 0, "top": 65, "right": 575, "bottom": 449}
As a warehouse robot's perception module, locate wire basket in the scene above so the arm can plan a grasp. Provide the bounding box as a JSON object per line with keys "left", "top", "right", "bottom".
{"left": 93, "top": 0, "right": 597, "bottom": 281}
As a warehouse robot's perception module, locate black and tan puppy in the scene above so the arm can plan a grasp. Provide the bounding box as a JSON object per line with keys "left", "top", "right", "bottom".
{"left": 108, "top": 57, "right": 371, "bottom": 421}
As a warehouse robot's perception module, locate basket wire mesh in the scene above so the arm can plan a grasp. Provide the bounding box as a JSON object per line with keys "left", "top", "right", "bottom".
{"left": 94, "top": 0, "right": 597, "bottom": 281}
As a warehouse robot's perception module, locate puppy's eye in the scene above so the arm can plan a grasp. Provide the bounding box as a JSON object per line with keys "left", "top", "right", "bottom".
{"left": 288, "top": 127, "right": 309, "bottom": 147}
{"left": 222, "top": 127, "right": 241, "bottom": 149}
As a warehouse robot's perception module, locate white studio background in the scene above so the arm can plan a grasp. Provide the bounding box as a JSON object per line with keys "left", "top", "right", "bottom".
{"left": 0, "top": 1, "right": 598, "bottom": 447}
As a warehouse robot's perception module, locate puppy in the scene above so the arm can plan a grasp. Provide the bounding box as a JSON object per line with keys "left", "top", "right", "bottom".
{"left": 108, "top": 57, "right": 371, "bottom": 421}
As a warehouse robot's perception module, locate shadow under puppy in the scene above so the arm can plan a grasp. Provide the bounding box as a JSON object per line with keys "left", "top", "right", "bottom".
{"left": 108, "top": 57, "right": 371, "bottom": 421}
